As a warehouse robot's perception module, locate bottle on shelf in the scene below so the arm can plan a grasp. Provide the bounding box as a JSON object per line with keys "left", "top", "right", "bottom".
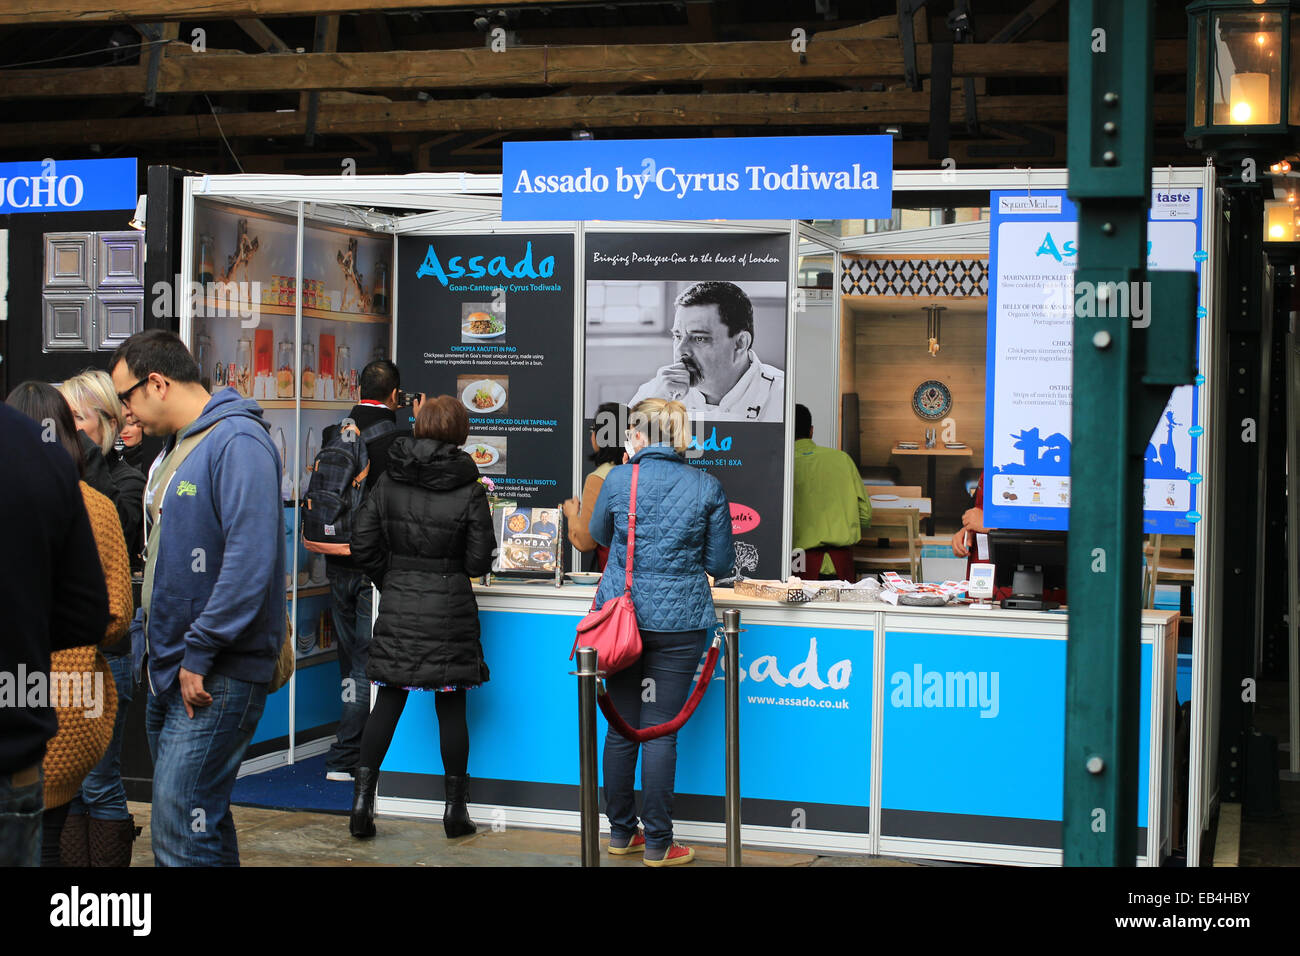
{"left": 197, "top": 234, "right": 215, "bottom": 286}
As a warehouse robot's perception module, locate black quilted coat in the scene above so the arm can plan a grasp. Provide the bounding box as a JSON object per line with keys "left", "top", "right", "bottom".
{"left": 351, "top": 437, "right": 495, "bottom": 688}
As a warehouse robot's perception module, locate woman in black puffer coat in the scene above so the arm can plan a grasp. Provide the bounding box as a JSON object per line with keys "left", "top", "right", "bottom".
{"left": 347, "top": 394, "right": 496, "bottom": 840}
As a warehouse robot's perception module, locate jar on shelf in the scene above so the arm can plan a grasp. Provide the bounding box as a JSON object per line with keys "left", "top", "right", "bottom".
{"left": 301, "top": 342, "right": 316, "bottom": 400}
{"left": 371, "top": 261, "right": 389, "bottom": 315}
{"left": 195, "top": 331, "right": 212, "bottom": 387}
{"left": 276, "top": 338, "right": 295, "bottom": 399}
{"left": 235, "top": 337, "right": 253, "bottom": 398}
{"left": 197, "top": 234, "right": 216, "bottom": 286}
{"left": 335, "top": 343, "right": 351, "bottom": 403}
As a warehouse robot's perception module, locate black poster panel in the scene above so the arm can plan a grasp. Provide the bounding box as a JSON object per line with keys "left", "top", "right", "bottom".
{"left": 396, "top": 233, "right": 575, "bottom": 517}
{"left": 584, "top": 231, "right": 789, "bottom": 580}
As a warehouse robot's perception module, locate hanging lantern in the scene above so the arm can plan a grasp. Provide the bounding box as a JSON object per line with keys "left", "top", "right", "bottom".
{"left": 924, "top": 304, "right": 945, "bottom": 357}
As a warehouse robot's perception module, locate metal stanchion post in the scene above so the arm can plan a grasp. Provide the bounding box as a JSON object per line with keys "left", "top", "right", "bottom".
{"left": 723, "top": 608, "right": 742, "bottom": 867}
{"left": 575, "top": 646, "right": 601, "bottom": 867}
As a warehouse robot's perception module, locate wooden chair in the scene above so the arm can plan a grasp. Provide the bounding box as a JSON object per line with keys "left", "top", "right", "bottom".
{"left": 854, "top": 507, "right": 921, "bottom": 580}
{"left": 885, "top": 485, "right": 923, "bottom": 498}
{"left": 1143, "top": 534, "right": 1195, "bottom": 610}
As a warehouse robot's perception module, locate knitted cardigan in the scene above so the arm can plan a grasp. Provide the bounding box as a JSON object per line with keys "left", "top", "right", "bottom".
{"left": 42, "top": 482, "right": 132, "bottom": 809}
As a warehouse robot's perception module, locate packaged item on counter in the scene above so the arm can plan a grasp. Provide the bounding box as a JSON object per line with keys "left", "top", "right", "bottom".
{"left": 732, "top": 577, "right": 839, "bottom": 604}
{"left": 876, "top": 573, "right": 968, "bottom": 606}
{"left": 821, "top": 577, "right": 885, "bottom": 604}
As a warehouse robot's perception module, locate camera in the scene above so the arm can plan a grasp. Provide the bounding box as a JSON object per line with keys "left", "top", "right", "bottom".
{"left": 395, "top": 389, "right": 423, "bottom": 408}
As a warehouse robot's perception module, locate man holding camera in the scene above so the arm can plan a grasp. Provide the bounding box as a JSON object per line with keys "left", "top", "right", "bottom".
{"left": 321, "top": 360, "right": 421, "bottom": 782}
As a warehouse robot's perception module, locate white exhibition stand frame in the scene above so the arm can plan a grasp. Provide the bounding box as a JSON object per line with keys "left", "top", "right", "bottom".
{"left": 172, "top": 167, "right": 1222, "bottom": 865}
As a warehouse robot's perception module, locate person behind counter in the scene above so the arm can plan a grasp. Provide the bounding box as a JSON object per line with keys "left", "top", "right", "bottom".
{"left": 348, "top": 395, "right": 495, "bottom": 841}
{"left": 791, "top": 403, "right": 871, "bottom": 580}
{"left": 951, "top": 472, "right": 989, "bottom": 565}
{"left": 562, "top": 401, "right": 627, "bottom": 571}
{"left": 590, "top": 398, "right": 736, "bottom": 866}
{"left": 951, "top": 472, "right": 1067, "bottom": 605}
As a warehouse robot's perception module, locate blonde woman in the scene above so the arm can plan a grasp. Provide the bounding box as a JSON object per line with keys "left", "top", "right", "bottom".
{"left": 59, "top": 370, "right": 145, "bottom": 569}
{"left": 588, "top": 398, "right": 735, "bottom": 866}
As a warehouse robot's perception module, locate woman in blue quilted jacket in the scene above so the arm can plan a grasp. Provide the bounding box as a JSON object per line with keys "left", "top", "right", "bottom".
{"left": 589, "top": 398, "right": 735, "bottom": 866}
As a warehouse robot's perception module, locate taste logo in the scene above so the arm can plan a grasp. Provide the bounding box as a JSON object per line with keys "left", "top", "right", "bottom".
{"left": 730, "top": 503, "right": 760, "bottom": 535}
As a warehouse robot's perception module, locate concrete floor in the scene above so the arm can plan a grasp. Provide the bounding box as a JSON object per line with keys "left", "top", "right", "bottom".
{"left": 125, "top": 802, "right": 917, "bottom": 867}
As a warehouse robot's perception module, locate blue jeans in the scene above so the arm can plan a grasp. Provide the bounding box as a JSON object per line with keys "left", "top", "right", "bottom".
{"left": 602, "top": 629, "right": 707, "bottom": 852}
{"left": 0, "top": 765, "right": 43, "bottom": 867}
{"left": 69, "top": 652, "right": 135, "bottom": 820}
{"left": 325, "top": 567, "right": 374, "bottom": 771}
{"left": 145, "top": 672, "right": 267, "bottom": 866}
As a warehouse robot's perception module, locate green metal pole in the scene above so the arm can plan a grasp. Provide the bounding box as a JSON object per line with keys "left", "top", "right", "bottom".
{"left": 1064, "top": 0, "right": 1197, "bottom": 866}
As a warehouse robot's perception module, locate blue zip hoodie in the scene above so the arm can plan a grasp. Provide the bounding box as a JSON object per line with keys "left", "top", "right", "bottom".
{"left": 130, "top": 387, "right": 285, "bottom": 695}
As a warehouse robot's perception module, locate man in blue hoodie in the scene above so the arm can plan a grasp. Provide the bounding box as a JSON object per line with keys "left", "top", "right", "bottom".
{"left": 110, "top": 329, "right": 284, "bottom": 866}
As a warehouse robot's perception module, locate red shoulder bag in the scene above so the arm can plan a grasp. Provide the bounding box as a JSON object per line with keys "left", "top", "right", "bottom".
{"left": 570, "top": 464, "right": 643, "bottom": 674}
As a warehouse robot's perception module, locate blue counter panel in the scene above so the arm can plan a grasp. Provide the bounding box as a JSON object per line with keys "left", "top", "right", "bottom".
{"left": 295, "top": 658, "right": 343, "bottom": 740}
{"left": 880, "top": 630, "right": 1151, "bottom": 841}
{"left": 383, "top": 610, "right": 873, "bottom": 826}
{"left": 254, "top": 681, "right": 292, "bottom": 745}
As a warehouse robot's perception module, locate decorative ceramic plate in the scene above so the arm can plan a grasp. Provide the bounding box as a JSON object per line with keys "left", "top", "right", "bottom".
{"left": 912, "top": 380, "right": 952, "bottom": 421}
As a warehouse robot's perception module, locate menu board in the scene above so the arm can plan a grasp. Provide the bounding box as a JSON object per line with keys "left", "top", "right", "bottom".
{"left": 984, "top": 188, "right": 1204, "bottom": 533}
{"left": 584, "top": 232, "right": 790, "bottom": 580}
{"left": 396, "top": 233, "right": 576, "bottom": 516}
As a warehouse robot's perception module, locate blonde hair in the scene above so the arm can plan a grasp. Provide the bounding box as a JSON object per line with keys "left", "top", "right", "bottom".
{"left": 629, "top": 398, "right": 691, "bottom": 454}
{"left": 59, "top": 369, "right": 124, "bottom": 457}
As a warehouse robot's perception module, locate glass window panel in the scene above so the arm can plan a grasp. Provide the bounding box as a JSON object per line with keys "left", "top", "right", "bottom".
{"left": 1211, "top": 11, "right": 1283, "bottom": 126}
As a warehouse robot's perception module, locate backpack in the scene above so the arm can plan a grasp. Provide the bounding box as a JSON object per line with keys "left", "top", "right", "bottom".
{"left": 301, "top": 417, "right": 396, "bottom": 555}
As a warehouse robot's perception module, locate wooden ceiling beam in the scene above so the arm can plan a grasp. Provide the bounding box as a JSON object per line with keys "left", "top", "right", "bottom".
{"left": 235, "top": 18, "right": 292, "bottom": 53}
{"left": 0, "top": 38, "right": 1189, "bottom": 100}
{"left": 0, "top": 90, "right": 1188, "bottom": 148}
{"left": 0, "top": 0, "right": 593, "bottom": 26}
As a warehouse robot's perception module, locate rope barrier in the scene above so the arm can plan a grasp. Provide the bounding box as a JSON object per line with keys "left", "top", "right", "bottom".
{"left": 596, "top": 635, "right": 722, "bottom": 743}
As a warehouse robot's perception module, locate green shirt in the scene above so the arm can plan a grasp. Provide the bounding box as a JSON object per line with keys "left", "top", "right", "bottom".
{"left": 792, "top": 437, "right": 872, "bottom": 552}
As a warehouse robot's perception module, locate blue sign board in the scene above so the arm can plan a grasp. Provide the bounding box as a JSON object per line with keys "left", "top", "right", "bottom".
{"left": 0, "top": 158, "right": 137, "bottom": 215}
{"left": 984, "top": 188, "right": 1204, "bottom": 533}
{"left": 501, "top": 135, "right": 892, "bottom": 221}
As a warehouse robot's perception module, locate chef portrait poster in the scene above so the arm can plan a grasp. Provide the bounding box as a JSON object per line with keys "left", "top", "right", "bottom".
{"left": 584, "top": 232, "right": 789, "bottom": 580}
{"left": 395, "top": 232, "right": 575, "bottom": 512}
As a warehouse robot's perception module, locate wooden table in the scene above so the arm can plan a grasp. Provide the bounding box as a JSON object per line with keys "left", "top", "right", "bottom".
{"left": 889, "top": 444, "right": 972, "bottom": 533}
{"left": 865, "top": 493, "right": 932, "bottom": 517}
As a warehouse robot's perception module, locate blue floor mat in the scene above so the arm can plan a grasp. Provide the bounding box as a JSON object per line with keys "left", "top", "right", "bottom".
{"left": 232, "top": 753, "right": 352, "bottom": 814}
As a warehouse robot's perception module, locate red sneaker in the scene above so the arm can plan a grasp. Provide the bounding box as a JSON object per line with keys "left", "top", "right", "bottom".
{"left": 607, "top": 829, "right": 645, "bottom": 855}
{"left": 643, "top": 842, "right": 695, "bottom": 867}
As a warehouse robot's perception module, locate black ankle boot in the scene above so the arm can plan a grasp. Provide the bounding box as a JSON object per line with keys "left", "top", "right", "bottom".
{"left": 443, "top": 774, "right": 477, "bottom": 838}
{"left": 350, "top": 767, "right": 378, "bottom": 838}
